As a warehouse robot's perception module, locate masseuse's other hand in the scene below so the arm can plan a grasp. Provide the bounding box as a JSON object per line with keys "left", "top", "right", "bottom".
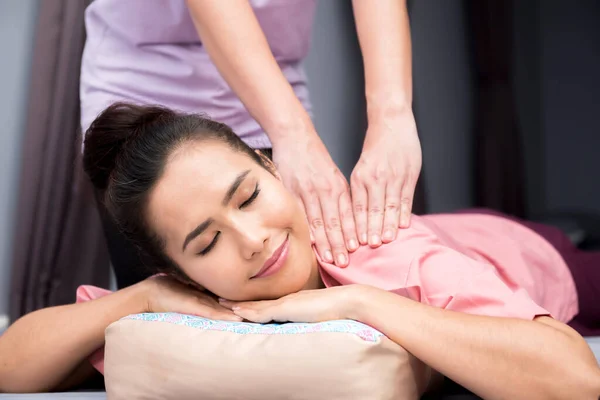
{"left": 219, "top": 286, "right": 362, "bottom": 324}
{"left": 351, "top": 110, "right": 421, "bottom": 247}
{"left": 143, "top": 275, "right": 242, "bottom": 322}
{"left": 273, "top": 134, "right": 357, "bottom": 268}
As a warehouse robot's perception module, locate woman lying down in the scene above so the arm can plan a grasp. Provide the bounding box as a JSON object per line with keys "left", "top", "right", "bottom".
{"left": 1, "top": 103, "right": 599, "bottom": 399}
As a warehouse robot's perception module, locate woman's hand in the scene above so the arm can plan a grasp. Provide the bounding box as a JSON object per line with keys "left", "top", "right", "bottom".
{"left": 273, "top": 134, "right": 358, "bottom": 268}
{"left": 219, "top": 286, "right": 362, "bottom": 324}
{"left": 351, "top": 110, "right": 421, "bottom": 246}
{"left": 143, "top": 276, "right": 242, "bottom": 322}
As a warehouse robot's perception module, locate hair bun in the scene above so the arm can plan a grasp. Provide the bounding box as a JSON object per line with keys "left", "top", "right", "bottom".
{"left": 83, "top": 102, "right": 174, "bottom": 190}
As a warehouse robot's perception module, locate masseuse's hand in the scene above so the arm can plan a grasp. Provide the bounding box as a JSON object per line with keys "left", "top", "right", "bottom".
{"left": 351, "top": 110, "right": 421, "bottom": 246}
{"left": 143, "top": 275, "right": 243, "bottom": 322}
{"left": 219, "top": 285, "right": 362, "bottom": 324}
{"left": 273, "top": 134, "right": 357, "bottom": 268}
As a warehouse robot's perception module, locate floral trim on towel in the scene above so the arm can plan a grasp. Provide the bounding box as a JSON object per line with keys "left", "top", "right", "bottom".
{"left": 123, "top": 313, "right": 384, "bottom": 342}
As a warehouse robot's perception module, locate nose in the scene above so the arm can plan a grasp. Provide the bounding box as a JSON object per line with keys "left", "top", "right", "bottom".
{"left": 231, "top": 216, "right": 269, "bottom": 260}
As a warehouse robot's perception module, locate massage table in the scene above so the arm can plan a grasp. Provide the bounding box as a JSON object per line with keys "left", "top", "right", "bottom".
{"left": 0, "top": 325, "right": 598, "bottom": 400}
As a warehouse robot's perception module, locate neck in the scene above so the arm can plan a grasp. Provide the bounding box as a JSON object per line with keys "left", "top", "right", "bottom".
{"left": 303, "top": 253, "right": 325, "bottom": 290}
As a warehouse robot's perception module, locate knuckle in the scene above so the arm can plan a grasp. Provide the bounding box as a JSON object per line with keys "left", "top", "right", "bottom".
{"left": 311, "top": 218, "right": 325, "bottom": 230}
{"left": 334, "top": 173, "right": 348, "bottom": 188}
{"left": 371, "top": 168, "right": 388, "bottom": 183}
{"left": 368, "top": 206, "right": 383, "bottom": 216}
{"left": 304, "top": 183, "right": 318, "bottom": 197}
{"left": 400, "top": 197, "right": 412, "bottom": 206}
{"left": 385, "top": 202, "right": 400, "bottom": 212}
{"left": 351, "top": 169, "right": 365, "bottom": 185}
{"left": 341, "top": 206, "right": 354, "bottom": 220}
{"left": 325, "top": 217, "right": 342, "bottom": 231}
{"left": 328, "top": 182, "right": 347, "bottom": 198}
{"left": 353, "top": 203, "right": 367, "bottom": 214}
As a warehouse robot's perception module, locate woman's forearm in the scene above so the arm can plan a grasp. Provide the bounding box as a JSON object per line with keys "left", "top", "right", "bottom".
{"left": 185, "top": 0, "right": 315, "bottom": 145}
{"left": 0, "top": 283, "right": 147, "bottom": 393}
{"left": 352, "top": 0, "right": 413, "bottom": 127}
{"left": 352, "top": 286, "right": 600, "bottom": 400}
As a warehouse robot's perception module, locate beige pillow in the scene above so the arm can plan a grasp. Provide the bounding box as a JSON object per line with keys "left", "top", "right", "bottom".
{"left": 104, "top": 313, "right": 431, "bottom": 400}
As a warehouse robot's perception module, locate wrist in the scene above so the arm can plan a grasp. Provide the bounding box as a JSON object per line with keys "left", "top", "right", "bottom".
{"left": 262, "top": 110, "right": 317, "bottom": 148}
{"left": 344, "top": 284, "right": 381, "bottom": 322}
{"left": 364, "top": 107, "right": 418, "bottom": 147}
{"left": 130, "top": 279, "right": 154, "bottom": 314}
{"left": 365, "top": 92, "right": 412, "bottom": 127}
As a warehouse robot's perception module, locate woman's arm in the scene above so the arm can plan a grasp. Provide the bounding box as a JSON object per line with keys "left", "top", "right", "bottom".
{"left": 0, "top": 277, "right": 241, "bottom": 393}
{"left": 0, "top": 283, "right": 146, "bottom": 393}
{"left": 185, "top": 0, "right": 358, "bottom": 267}
{"left": 226, "top": 284, "right": 600, "bottom": 400}
{"left": 350, "top": 0, "right": 422, "bottom": 241}
{"left": 351, "top": 286, "right": 600, "bottom": 400}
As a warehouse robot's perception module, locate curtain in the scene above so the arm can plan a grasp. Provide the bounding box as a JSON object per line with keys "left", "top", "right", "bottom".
{"left": 9, "top": 0, "right": 109, "bottom": 321}
{"left": 467, "top": 0, "right": 526, "bottom": 217}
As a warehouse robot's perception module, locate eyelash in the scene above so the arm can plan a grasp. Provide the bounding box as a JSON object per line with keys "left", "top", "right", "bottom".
{"left": 198, "top": 184, "right": 260, "bottom": 256}
{"left": 199, "top": 232, "right": 219, "bottom": 255}
{"left": 240, "top": 183, "right": 260, "bottom": 209}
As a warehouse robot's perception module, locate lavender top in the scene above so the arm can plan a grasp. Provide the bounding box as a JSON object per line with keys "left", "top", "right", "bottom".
{"left": 80, "top": 0, "right": 316, "bottom": 149}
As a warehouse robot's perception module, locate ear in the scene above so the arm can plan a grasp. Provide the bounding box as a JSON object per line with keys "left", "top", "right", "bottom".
{"left": 255, "top": 149, "right": 281, "bottom": 180}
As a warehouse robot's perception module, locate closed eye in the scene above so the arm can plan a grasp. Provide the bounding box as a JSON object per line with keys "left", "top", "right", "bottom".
{"left": 197, "top": 184, "right": 260, "bottom": 256}
{"left": 198, "top": 232, "right": 220, "bottom": 256}
{"left": 240, "top": 184, "right": 260, "bottom": 208}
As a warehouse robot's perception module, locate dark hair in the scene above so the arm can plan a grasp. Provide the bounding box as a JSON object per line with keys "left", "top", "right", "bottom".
{"left": 83, "top": 102, "right": 265, "bottom": 279}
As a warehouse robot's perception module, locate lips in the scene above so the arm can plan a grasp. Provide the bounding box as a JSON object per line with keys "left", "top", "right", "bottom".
{"left": 252, "top": 235, "right": 290, "bottom": 279}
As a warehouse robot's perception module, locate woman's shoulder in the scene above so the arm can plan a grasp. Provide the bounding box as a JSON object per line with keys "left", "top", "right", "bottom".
{"left": 317, "top": 218, "right": 448, "bottom": 289}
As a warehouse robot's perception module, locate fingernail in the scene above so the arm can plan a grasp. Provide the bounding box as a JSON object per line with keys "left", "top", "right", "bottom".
{"left": 348, "top": 239, "right": 358, "bottom": 251}
{"left": 337, "top": 253, "right": 347, "bottom": 266}
{"left": 383, "top": 230, "right": 394, "bottom": 241}
{"left": 360, "top": 234, "right": 368, "bottom": 244}
{"left": 324, "top": 250, "right": 333, "bottom": 262}
{"left": 369, "top": 234, "right": 380, "bottom": 246}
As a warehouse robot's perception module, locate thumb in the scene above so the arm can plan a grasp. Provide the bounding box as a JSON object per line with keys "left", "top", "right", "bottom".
{"left": 186, "top": 300, "right": 243, "bottom": 322}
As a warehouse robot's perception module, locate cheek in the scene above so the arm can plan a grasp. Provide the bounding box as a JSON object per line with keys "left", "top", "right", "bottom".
{"left": 179, "top": 252, "right": 245, "bottom": 294}
{"left": 260, "top": 188, "right": 301, "bottom": 227}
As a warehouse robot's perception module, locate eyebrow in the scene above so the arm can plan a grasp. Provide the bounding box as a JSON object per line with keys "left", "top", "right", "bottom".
{"left": 181, "top": 169, "right": 251, "bottom": 252}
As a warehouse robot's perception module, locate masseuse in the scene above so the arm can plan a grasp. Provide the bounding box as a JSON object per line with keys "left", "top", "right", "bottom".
{"left": 80, "top": 0, "right": 422, "bottom": 286}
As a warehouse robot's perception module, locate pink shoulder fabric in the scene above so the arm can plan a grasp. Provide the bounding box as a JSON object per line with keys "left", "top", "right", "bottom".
{"left": 317, "top": 215, "right": 562, "bottom": 322}
{"left": 76, "top": 285, "right": 114, "bottom": 374}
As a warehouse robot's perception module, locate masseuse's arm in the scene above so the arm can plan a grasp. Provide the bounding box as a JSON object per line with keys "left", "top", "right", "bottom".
{"left": 350, "top": 0, "right": 422, "bottom": 241}
{"left": 0, "top": 277, "right": 240, "bottom": 393}
{"left": 185, "top": 0, "right": 358, "bottom": 268}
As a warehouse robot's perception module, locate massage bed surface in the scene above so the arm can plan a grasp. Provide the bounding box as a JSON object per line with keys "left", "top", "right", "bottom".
{"left": 0, "top": 338, "right": 598, "bottom": 399}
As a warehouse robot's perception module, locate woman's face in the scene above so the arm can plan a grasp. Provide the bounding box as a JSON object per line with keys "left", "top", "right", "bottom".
{"left": 147, "top": 140, "right": 320, "bottom": 301}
